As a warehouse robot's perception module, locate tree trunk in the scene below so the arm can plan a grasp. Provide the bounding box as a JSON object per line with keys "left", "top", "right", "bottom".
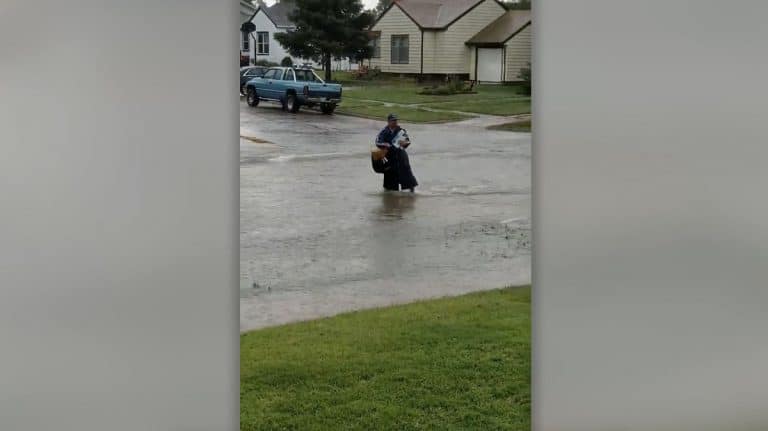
{"left": 324, "top": 53, "right": 332, "bottom": 81}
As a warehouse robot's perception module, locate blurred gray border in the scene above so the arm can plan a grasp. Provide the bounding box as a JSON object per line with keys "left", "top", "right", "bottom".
{"left": 0, "top": 0, "right": 239, "bottom": 429}
{"left": 4, "top": 0, "right": 768, "bottom": 430}
{"left": 534, "top": 1, "right": 768, "bottom": 430}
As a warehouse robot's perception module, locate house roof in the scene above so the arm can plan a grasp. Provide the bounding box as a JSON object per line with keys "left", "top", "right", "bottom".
{"left": 383, "top": 0, "right": 506, "bottom": 30}
{"left": 466, "top": 9, "right": 530, "bottom": 45}
{"left": 259, "top": 0, "right": 296, "bottom": 28}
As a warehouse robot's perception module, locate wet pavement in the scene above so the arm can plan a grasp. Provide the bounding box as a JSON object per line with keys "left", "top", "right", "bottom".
{"left": 240, "top": 99, "right": 531, "bottom": 331}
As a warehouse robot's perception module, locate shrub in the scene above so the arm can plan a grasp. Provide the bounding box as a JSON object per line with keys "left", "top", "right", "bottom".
{"left": 355, "top": 66, "right": 383, "bottom": 81}
{"left": 253, "top": 59, "right": 279, "bottom": 68}
{"left": 418, "top": 75, "right": 475, "bottom": 95}
{"left": 418, "top": 86, "right": 476, "bottom": 95}
{"left": 517, "top": 62, "right": 531, "bottom": 95}
{"left": 281, "top": 56, "right": 294, "bottom": 67}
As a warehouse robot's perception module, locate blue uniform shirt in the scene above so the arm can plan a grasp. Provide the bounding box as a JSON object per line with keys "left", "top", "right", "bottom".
{"left": 376, "top": 126, "right": 409, "bottom": 148}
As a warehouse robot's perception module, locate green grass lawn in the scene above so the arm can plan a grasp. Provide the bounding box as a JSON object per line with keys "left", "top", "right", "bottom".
{"left": 241, "top": 286, "right": 531, "bottom": 431}
{"left": 338, "top": 80, "right": 530, "bottom": 121}
{"left": 337, "top": 99, "right": 471, "bottom": 123}
{"left": 487, "top": 120, "right": 531, "bottom": 132}
{"left": 424, "top": 97, "right": 531, "bottom": 116}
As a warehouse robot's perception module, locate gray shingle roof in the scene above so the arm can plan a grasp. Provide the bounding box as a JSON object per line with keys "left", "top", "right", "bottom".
{"left": 393, "top": 0, "right": 497, "bottom": 29}
{"left": 261, "top": 0, "right": 296, "bottom": 28}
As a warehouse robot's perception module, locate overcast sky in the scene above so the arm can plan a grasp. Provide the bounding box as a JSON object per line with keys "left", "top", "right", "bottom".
{"left": 263, "top": 0, "right": 379, "bottom": 10}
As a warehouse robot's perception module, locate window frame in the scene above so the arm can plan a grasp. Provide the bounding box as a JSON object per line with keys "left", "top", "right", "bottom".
{"left": 242, "top": 31, "right": 250, "bottom": 51}
{"left": 390, "top": 34, "right": 409, "bottom": 64}
{"left": 256, "top": 31, "right": 270, "bottom": 55}
{"left": 262, "top": 68, "right": 281, "bottom": 80}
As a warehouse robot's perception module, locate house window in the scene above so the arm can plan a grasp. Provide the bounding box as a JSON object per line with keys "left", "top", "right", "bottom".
{"left": 256, "top": 32, "right": 269, "bottom": 55}
{"left": 369, "top": 36, "right": 381, "bottom": 58}
{"left": 242, "top": 31, "right": 250, "bottom": 51}
{"left": 391, "top": 35, "right": 409, "bottom": 64}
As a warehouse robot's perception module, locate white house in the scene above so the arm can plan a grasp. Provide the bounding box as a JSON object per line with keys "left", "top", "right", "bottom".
{"left": 369, "top": 0, "right": 530, "bottom": 82}
{"left": 240, "top": 0, "right": 257, "bottom": 64}
{"left": 242, "top": 0, "right": 355, "bottom": 71}
{"left": 249, "top": 0, "right": 298, "bottom": 65}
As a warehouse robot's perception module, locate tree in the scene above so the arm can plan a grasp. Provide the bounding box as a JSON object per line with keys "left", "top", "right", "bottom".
{"left": 374, "top": 0, "right": 392, "bottom": 15}
{"left": 275, "top": 0, "right": 375, "bottom": 81}
{"left": 506, "top": 0, "right": 531, "bottom": 10}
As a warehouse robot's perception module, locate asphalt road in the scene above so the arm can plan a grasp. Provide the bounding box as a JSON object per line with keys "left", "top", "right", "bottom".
{"left": 240, "top": 99, "right": 530, "bottom": 331}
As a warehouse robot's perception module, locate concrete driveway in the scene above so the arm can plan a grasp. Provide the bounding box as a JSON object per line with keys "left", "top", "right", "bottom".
{"left": 240, "top": 100, "right": 530, "bottom": 331}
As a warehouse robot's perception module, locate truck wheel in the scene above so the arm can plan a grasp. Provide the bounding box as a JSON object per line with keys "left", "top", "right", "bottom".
{"left": 246, "top": 87, "right": 259, "bottom": 107}
{"left": 285, "top": 93, "right": 300, "bottom": 113}
{"left": 320, "top": 103, "right": 336, "bottom": 115}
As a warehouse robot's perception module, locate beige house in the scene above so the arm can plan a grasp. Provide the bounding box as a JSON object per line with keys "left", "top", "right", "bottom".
{"left": 368, "top": 0, "right": 530, "bottom": 82}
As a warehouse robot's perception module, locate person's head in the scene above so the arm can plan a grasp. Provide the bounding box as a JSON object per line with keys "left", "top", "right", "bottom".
{"left": 387, "top": 113, "right": 398, "bottom": 129}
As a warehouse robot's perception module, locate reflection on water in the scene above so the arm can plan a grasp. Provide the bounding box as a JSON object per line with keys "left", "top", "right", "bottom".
{"left": 375, "top": 191, "right": 417, "bottom": 220}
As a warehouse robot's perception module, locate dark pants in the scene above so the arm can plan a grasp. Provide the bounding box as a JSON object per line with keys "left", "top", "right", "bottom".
{"left": 380, "top": 147, "right": 417, "bottom": 191}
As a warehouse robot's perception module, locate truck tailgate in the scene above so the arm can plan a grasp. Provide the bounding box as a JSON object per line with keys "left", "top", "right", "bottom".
{"left": 308, "top": 84, "right": 341, "bottom": 99}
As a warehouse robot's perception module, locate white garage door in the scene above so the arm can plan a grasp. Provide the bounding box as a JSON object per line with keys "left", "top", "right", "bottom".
{"left": 477, "top": 48, "right": 503, "bottom": 82}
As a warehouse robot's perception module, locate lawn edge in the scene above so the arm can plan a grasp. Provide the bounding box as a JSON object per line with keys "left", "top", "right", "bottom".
{"left": 335, "top": 109, "right": 474, "bottom": 124}
{"left": 241, "top": 285, "right": 531, "bottom": 335}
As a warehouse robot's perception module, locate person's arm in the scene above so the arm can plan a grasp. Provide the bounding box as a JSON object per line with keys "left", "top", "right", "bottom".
{"left": 375, "top": 129, "right": 389, "bottom": 146}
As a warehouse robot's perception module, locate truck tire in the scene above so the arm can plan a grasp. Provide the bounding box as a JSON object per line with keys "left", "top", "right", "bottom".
{"left": 285, "top": 93, "right": 300, "bottom": 113}
{"left": 320, "top": 103, "right": 336, "bottom": 115}
{"left": 246, "top": 87, "right": 259, "bottom": 107}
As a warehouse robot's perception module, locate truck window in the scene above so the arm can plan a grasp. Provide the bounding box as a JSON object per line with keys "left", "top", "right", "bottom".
{"left": 283, "top": 69, "right": 295, "bottom": 81}
{"left": 262, "top": 69, "right": 278, "bottom": 80}
{"left": 295, "top": 69, "right": 319, "bottom": 83}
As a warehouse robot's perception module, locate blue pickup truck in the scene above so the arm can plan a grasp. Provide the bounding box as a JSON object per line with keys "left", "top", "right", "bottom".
{"left": 244, "top": 67, "right": 342, "bottom": 115}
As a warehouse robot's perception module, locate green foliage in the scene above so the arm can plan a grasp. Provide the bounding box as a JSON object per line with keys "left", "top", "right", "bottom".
{"left": 517, "top": 62, "right": 531, "bottom": 95}
{"left": 419, "top": 83, "right": 475, "bottom": 96}
{"left": 374, "top": 0, "right": 392, "bottom": 15}
{"left": 418, "top": 75, "right": 475, "bottom": 95}
{"left": 354, "top": 66, "right": 383, "bottom": 81}
{"left": 253, "top": 59, "right": 279, "bottom": 68}
{"left": 274, "top": 0, "right": 375, "bottom": 81}
{"left": 280, "top": 56, "right": 293, "bottom": 67}
{"left": 487, "top": 119, "right": 531, "bottom": 132}
{"left": 506, "top": 0, "right": 532, "bottom": 10}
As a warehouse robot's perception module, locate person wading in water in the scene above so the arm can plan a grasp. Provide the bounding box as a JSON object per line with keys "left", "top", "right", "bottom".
{"left": 371, "top": 113, "right": 418, "bottom": 192}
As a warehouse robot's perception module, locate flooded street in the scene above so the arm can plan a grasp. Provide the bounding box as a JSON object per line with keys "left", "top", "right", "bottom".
{"left": 240, "top": 100, "right": 530, "bottom": 331}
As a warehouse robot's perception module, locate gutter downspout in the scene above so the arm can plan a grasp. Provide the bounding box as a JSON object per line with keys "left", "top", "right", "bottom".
{"left": 420, "top": 29, "right": 424, "bottom": 79}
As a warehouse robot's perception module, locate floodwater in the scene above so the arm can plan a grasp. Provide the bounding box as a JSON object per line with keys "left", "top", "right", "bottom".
{"left": 240, "top": 100, "right": 530, "bottom": 331}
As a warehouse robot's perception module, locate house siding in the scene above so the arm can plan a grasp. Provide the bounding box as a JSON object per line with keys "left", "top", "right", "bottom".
{"left": 468, "top": 46, "right": 477, "bottom": 80}
{"left": 504, "top": 24, "right": 531, "bottom": 82}
{"left": 240, "top": 1, "right": 256, "bottom": 60}
{"left": 423, "top": 0, "right": 506, "bottom": 74}
{"left": 370, "top": 5, "right": 422, "bottom": 74}
{"left": 251, "top": 10, "right": 292, "bottom": 65}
